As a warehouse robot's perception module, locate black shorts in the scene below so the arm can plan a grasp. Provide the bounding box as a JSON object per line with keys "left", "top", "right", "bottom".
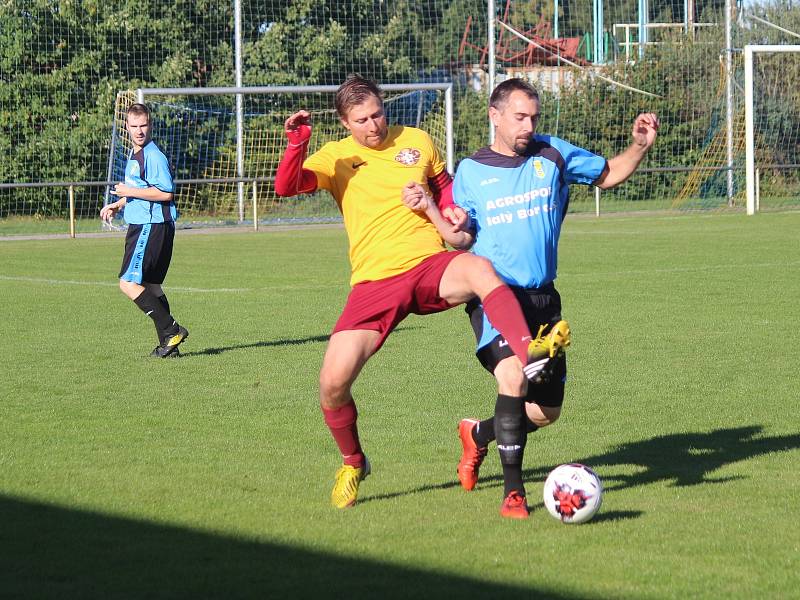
{"left": 119, "top": 222, "right": 175, "bottom": 285}
{"left": 466, "top": 283, "right": 566, "bottom": 407}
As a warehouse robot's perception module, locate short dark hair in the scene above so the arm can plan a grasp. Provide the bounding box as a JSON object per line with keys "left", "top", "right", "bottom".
{"left": 126, "top": 102, "right": 150, "bottom": 122}
{"left": 489, "top": 78, "right": 539, "bottom": 111}
{"left": 335, "top": 74, "right": 383, "bottom": 119}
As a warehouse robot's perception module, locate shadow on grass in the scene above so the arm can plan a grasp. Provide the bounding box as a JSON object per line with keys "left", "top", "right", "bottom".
{"left": 359, "top": 425, "right": 800, "bottom": 511}
{"left": 181, "top": 325, "right": 422, "bottom": 357}
{"left": 0, "top": 495, "right": 595, "bottom": 599}
{"left": 567, "top": 425, "right": 800, "bottom": 490}
{"left": 583, "top": 510, "right": 643, "bottom": 524}
{"left": 182, "top": 334, "right": 330, "bottom": 357}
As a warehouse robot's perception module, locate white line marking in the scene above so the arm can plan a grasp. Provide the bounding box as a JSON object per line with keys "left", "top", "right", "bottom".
{"left": 0, "top": 275, "right": 251, "bottom": 293}
{"left": 0, "top": 274, "right": 343, "bottom": 293}
{"left": 561, "top": 260, "right": 800, "bottom": 279}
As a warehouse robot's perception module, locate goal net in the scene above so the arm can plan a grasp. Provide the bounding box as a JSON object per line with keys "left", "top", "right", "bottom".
{"left": 7, "top": 0, "right": 800, "bottom": 233}
{"left": 109, "top": 85, "right": 452, "bottom": 227}
{"left": 744, "top": 44, "right": 800, "bottom": 214}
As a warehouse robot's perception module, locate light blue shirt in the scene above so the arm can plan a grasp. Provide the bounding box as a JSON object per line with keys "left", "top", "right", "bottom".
{"left": 454, "top": 135, "right": 606, "bottom": 350}
{"left": 454, "top": 135, "right": 606, "bottom": 289}
{"left": 122, "top": 141, "right": 176, "bottom": 224}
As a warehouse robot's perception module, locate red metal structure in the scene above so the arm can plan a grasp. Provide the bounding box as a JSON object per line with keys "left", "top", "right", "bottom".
{"left": 458, "top": 1, "right": 586, "bottom": 67}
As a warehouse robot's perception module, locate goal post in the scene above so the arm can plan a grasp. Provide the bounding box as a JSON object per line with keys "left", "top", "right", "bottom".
{"left": 135, "top": 83, "right": 454, "bottom": 172}
{"left": 744, "top": 44, "right": 800, "bottom": 216}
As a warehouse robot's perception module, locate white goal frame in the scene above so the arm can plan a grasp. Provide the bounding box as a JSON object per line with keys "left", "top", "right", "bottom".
{"left": 744, "top": 44, "right": 800, "bottom": 215}
{"left": 133, "top": 84, "right": 454, "bottom": 222}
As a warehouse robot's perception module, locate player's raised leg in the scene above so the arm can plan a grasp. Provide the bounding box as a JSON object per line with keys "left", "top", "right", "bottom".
{"left": 319, "top": 329, "right": 380, "bottom": 508}
{"left": 524, "top": 320, "right": 571, "bottom": 384}
{"left": 437, "top": 253, "right": 533, "bottom": 370}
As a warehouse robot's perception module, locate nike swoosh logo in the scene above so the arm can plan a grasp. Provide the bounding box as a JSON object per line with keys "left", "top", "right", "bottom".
{"left": 352, "top": 161, "right": 367, "bottom": 169}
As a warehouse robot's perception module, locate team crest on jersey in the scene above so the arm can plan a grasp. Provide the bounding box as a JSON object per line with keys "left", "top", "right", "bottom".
{"left": 394, "top": 148, "right": 421, "bottom": 166}
{"left": 533, "top": 159, "right": 546, "bottom": 178}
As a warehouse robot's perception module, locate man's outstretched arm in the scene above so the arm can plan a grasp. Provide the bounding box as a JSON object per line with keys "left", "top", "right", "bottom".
{"left": 595, "top": 112, "right": 659, "bottom": 190}
{"left": 274, "top": 110, "right": 319, "bottom": 197}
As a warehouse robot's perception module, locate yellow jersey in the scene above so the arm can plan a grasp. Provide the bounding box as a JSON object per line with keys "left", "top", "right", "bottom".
{"left": 304, "top": 126, "right": 448, "bottom": 286}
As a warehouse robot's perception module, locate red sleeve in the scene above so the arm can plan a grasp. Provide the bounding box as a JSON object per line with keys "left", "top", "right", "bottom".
{"left": 274, "top": 142, "right": 318, "bottom": 197}
{"left": 428, "top": 169, "right": 455, "bottom": 212}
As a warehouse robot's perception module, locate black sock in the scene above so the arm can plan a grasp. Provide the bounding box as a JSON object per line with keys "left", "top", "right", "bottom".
{"left": 157, "top": 294, "right": 171, "bottom": 315}
{"left": 502, "top": 464, "right": 525, "bottom": 497}
{"left": 494, "top": 394, "right": 527, "bottom": 496}
{"left": 155, "top": 294, "right": 176, "bottom": 340}
{"left": 472, "top": 417, "right": 495, "bottom": 448}
{"left": 472, "top": 414, "right": 539, "bottom": 447}
{"left": 134, "top": 289, "right": 175, "bottom": 339}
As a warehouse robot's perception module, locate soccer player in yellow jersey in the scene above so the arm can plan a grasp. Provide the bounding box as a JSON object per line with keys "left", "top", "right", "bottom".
{"left": 275, "top": 75, "right": 539, "bottom": 509}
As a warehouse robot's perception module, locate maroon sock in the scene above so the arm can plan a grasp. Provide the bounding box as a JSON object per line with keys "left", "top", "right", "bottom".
{"left": 322, "top": 400, "right": 365, "bottom": 468}
{"left": 482, "top": 285, "right": 533, "bottom": 365}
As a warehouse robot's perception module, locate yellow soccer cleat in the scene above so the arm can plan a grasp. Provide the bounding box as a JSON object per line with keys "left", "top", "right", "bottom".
{"left": 330, "top": 457, "right": 371, "bottom": 509}
{"left": 523, "top": 320, "right": 571, "bottom": 384}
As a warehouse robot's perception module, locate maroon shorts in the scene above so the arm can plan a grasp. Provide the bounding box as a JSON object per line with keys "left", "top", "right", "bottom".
{"left": 332, "top": 250, "right": 466, "bottom": 352}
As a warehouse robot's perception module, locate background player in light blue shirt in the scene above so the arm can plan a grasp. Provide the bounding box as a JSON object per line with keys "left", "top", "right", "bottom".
{"left": 100, "top": 103, "right": 188, "bottom": 358}
{"left": 403, "top": 78, "right": 658, "bottom": 518}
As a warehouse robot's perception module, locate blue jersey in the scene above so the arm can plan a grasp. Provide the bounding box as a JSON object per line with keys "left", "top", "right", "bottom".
{"left": 121, "top": 141, "right": 176, "bottom": 224}
{"left": 454, "top": 135, "right": 606, "bottom": 352}
{"left": 454, "top": 135, "right": 606, "bottom": 289}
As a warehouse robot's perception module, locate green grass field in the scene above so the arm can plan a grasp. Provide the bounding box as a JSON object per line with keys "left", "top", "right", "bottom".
{"left": 1, "top": 212, "right": 799, "bottom": 599}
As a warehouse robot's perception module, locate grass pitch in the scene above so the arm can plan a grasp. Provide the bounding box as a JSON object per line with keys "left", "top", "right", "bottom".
{"left": 1, "top": 212, "right": 799, "bottom": 599}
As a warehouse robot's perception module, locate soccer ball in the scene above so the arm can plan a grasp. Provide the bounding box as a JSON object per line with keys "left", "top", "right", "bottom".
{"left": 543, "top": 463, "right": 603, "bottom": 524}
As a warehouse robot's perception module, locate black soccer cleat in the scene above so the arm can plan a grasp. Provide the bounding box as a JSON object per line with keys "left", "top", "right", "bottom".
{"left": 150, "top": 346, "right": 181, "bottom": 358}
{"left": 152, "top": 324, "right": 189, "bottom": 358}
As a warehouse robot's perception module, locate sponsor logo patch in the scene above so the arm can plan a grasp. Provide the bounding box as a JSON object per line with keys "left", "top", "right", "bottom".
{"left": 394, "top": 148, "right": 421, "bottom": 166}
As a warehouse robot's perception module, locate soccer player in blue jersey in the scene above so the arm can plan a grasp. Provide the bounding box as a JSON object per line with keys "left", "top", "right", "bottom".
{"left": 100, "top": 103, "right": 188, "bottom": 358}
{"left": 403, "top": 78, "right": 658, "bottom": 518}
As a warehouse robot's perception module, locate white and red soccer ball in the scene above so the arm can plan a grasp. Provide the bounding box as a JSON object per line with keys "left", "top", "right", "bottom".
{"left": 543, "top": 463, "right": 603, "bottom": 524}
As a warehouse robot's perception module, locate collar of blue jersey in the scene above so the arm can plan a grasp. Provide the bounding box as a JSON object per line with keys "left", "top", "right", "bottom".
{"left": 472, "top": 137, "right": 553, "bottom": 168}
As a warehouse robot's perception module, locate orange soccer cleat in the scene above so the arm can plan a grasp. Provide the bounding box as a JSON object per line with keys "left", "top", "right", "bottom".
{"left": 500, "top": 490, "right": 530, "bottom": 519}
{"left": 457, "top": 418, "right": 488, "bottom": 491}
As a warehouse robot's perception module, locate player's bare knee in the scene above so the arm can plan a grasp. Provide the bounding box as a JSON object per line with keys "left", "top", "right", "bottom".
{"left": 319, "top": 370, "right": 352, "bottom": 408}
{"left": 496, "top": 372, "right": 526, "bottom": 397}
{"left": 119, "top": 279, "right": 140, "bottom": 299}
{"left": 471, "top": 255, "right": 499, "bottom": 284}
{"left": 495, "top": 359, "right": 527, "bottom": 396}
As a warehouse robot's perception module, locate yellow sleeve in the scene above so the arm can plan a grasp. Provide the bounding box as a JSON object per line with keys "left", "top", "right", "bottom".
{"left": 303, "top": 142, "right": 337, "bottom": 192}
{"left": 423, "top": 132, "right": 447, "bottom": 179}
